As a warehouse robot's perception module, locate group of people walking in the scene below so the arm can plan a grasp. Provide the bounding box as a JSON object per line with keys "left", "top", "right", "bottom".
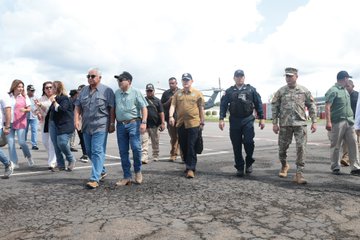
{"left": 1, "top": 67, "right": 360, "bottom": 187}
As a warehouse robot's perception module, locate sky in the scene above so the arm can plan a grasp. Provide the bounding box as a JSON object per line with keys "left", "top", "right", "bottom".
{"left": 1, "top": 0, "right": 359, "bottom": 103}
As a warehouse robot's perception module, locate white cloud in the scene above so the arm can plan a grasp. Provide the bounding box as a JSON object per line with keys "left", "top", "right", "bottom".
{"left": 1, "top": 0, "right": 359, "bottom": 103}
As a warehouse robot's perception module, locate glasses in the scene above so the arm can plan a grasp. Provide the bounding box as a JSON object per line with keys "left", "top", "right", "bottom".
{"left": 87, "top": 74, "right": 97, "bottom": 79}
{"left": 117, "top": 78, "right": 127, "bottom": 82}
{"left": 45, "top": 86, "right": 52, "bottom": 90}
{"left": 146, "top": 90, "right": 153, "bottom": 92}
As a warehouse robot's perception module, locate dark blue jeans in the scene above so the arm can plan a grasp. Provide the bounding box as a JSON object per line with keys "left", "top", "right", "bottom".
{"left": 229, "top": 120, "right": 255, "bottom": 171}
{"left": 116, "top": 120, "right": 142, "bottom": 179}
{"left": 178, "top": 125, "right": 199, "bottom": 171}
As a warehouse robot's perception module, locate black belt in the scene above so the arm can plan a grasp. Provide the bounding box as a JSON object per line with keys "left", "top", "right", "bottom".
{"left": 118, "top": 118, "right": 141, "bottom": 125}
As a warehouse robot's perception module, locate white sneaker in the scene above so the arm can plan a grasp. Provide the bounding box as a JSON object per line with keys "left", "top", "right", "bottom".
{"left": 4, "top": 161, "right": 14, "bottom": 178}
{"left": 27, "top": 157, "right": 34, "bottom": 167}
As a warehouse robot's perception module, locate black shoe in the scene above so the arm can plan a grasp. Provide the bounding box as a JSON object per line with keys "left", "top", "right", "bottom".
{"left": 236, "top": 170, "right": 245, "bottom": 177}
{"left": 245, "top": 165, "right": 253, "bottom": 174}
{"left": 32, "top": 146, "right": 39, "bottom": 150}
{"left": 332, "top": 169, "right": 341, "bottom": 175}
{"left": 350, "top": 169, "right": 360, "bottom": 176}
{"left": 70, "top": 147, "right": 78, "bottom": 152}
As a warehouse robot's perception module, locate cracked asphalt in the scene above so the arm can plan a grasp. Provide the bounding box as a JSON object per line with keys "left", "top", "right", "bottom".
{"left": 1, "top": 122, "right": 360, "bottom": 240}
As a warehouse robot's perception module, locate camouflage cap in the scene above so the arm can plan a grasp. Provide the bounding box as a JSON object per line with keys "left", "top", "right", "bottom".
{"left": 284, "top": 67, "right": 298, "bottom": 76}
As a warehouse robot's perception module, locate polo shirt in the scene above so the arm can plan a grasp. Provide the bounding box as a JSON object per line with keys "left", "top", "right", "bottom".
{"left": 171, "top": 87, "right": 204, "bottom": 128}
{"left": 115, "top": 86, "right": 148, "bottom": 122}
{"left": 325, "top": 82, "right": 354, "bottom": 124}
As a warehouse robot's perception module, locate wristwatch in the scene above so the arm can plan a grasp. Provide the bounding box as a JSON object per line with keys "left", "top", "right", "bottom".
{"left": 141, "top": 120, "right": 147, "bottom": 124}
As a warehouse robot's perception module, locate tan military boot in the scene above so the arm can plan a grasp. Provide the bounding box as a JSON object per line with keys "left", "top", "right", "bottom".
{"left": 293, "top": 172, "right": 307, "bottom": 184}
{"left": 278, "top": 163, "right": 290, "bottom": 178}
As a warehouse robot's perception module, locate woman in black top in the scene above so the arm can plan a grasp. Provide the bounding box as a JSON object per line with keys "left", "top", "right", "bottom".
{"left": 48, "top": 81, "right": 76, "bottom": 171}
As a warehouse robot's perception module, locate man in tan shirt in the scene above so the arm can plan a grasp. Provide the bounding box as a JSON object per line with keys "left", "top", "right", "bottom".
{"left": 169, "top": 73, "right": 205, "bottom": 178}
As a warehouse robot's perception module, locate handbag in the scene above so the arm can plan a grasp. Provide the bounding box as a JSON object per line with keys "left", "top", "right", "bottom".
{"left": 195, "top": 128, "right": 203, "bottom": 154}
{"left": 0, "top": 129, "right": 7, "bottom": 147}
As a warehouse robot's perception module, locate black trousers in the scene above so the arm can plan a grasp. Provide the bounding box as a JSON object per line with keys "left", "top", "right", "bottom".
{"left": 229, "top": 120, "right": 255, "bottom": 171}
{"left": 177, "top": 125, "right": 199, "bottom": 171}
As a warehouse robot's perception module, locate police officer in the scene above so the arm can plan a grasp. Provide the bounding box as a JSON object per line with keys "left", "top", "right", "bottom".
{"left": 219, "top": 69, "right": 265, "bottom": 177}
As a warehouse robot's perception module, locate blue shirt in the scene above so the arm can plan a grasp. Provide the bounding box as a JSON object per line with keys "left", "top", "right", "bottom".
{"left": 75, "top": 83, "right": 115, "bottom": 134}
{"left": 115, "top": 86, "right": 148, "bottom": 121}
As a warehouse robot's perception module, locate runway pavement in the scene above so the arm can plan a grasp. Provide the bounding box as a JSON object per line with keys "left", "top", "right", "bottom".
{"left": 0, "top": 122, "right": 360, "bottom": 239}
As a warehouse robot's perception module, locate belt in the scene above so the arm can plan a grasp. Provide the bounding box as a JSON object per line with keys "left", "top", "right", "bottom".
{"left": 118, "top": 118, "right": 141, "bottom": 125}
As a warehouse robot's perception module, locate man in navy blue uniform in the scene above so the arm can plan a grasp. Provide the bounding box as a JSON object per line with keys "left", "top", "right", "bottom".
{"left": 219, "top": 69, "right": 265, "bottom": 177}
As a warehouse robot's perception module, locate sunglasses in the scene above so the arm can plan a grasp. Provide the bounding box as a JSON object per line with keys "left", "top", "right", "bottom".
{"left": 146, "top": 90, "right": 153, "bottom": 92}
{"left": 87, "top": 74, "right": 97, "bottom": 79}
{"left": 45, "top": 86, "right": 52, "bottom": 90}
{"left": 117, "top": 78, "right": 128, "bottom": 82}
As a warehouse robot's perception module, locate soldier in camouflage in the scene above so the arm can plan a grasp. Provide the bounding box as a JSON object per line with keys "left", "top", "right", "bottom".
{"left": 271, "top": 67, "right": 317, "bottom": 184}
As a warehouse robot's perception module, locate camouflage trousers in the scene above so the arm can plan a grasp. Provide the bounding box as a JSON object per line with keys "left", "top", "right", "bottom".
{"left": 278, "top": 126, "right": 307, "bottom": 172}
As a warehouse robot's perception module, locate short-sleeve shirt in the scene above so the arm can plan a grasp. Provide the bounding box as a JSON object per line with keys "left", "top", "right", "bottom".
{"left": 0, "top": 93, "right": 10, "bottom": 129}
{"left": 5, "top": 93, "right": 31, "bottom": 129}
{"left": 115, "top": 86, "right": 148, "bottom": 122}
{"left": 161, "top": 88, "right": 178, "bottom": 122}
{"left": 75, "top": 83, "right": 115, "bottom": 134}
{"left": 325, "top": 83, "right": 354, "bottom": 124}
{"left": 171, "top": 87, "right": 204, "bottom": 128}
{"left": 146, "top": 96, "right": 164, "bottom": 128}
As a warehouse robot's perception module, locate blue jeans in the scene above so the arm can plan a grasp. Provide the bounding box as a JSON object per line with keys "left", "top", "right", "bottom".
{"left": 49, "top": 121, "right": 74, "bottom": 168}
{"left": 6, "top": 125, "right": 31, "bottom": 164}
{"left": 0, "top": 129, "right": 11, "bottom": 167}
{"left": 25, "top": 118, "right": 38, "bottom": 147}
{"left": 83, "top": 131, "right": 108, "bottom": 182}
{"left": 117, "top": 120, "right": 142, "bottom": 179}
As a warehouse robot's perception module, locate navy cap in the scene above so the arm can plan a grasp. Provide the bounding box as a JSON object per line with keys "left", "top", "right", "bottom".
{"left": 181, "top": 73, "right": 192, "bottom": 81}
{"left": 337, "top": 71, "right": 352, "bottom": 80}
{"left": 234, "top": 69, "right": 245, "bottom": 77}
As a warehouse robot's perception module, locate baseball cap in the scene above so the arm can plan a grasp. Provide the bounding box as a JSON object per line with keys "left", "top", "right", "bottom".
{"left": 27, "top": 85, "right": 35, "bottom": 91}
{"left": 181, "top": 73, "right": 192, "bottom": 81}
{"left": 234, "top": 69, "right": 245, "bottom": 77}
{"left": 337, "top": 71, "right": 352, "bottom": 80}
{"left": 146, "top": 83, "right": 154, "bottom": 91}
{"left": 114, "top": 71, "right": 133, "bottom": 81}
{"left": 284, "top": 67, "right": 298, "bottom": 76}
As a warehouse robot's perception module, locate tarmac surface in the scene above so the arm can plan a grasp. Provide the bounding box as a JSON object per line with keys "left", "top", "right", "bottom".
{"left": 0, "top": 122, "right": 360, "bottom": 240}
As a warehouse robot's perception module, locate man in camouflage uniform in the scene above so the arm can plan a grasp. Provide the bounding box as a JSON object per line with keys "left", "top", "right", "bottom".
{"left": 271, "top": 67, "right": 317, "bottom": 184}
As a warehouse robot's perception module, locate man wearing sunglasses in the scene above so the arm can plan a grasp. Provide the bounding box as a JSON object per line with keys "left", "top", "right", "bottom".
{"left": 141, "top": 83, "right": 165, "bottom": 164}
{"left": 114, "top": 71, "right": 148, "bottom": 186}
{"left": 74, "top": 68, "right": 116, "bottom": 189}
{"left": 169, "top": 73, "right": 205, "bottom": 178}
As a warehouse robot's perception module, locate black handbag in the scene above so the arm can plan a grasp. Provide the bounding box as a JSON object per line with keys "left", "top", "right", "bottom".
{"left": 195, "top": 128, "right": 203, "bottom": 154}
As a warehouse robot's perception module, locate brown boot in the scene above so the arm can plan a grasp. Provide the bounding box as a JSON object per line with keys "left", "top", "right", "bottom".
{"left": 293, "top": 172, "right": 307, "bottom": 184}
{"left": 278, "top": 163, "right": 290, "bottom": 178}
